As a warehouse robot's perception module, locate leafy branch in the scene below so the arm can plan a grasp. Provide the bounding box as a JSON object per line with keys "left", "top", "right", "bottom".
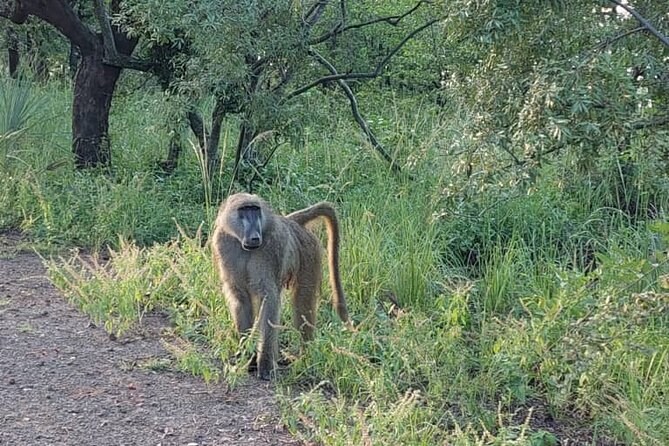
{"left": 309, "top": 1, "right": 430, "bottom": 45}
{"left": 92, "top": 0, "right": 153, "bottom": 72}
{"left": 608, "top": 0, "right": 669, "bottom": 49}
{"left": 310, "top": 48, "right": 401, "bottom": 173}
{"left": 286, "top": 17, "right": 441, "bottom": 101}
{"left": 594, "top": 26, "right": 645, "bottom": 51}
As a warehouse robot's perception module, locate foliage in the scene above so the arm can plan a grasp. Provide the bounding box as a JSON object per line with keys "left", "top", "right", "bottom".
{"left": 436, "top": 0, "right": 669, "bottom": 216}
{"left": 0, "top": 19, "right": 70, "bottom": 80}
{"left": 3, "top": 0, "right": 669, "bottom": 443}
{"left": 0, "top": 76, "right": 44, "bottom": 148}
{"left": 111, "top": 0, "right": 446, "bottom": 172}
{"left": 25, "top": 84, "right": 665, "bottom": 443}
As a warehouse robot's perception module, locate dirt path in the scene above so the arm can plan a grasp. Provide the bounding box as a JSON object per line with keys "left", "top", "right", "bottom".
{"left": 0, "top": 234, "right": 298, "bottom": 446}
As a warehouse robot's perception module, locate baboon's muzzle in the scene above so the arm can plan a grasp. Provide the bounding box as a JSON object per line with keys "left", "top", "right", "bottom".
{"left": 242, "top": 236, "right": 262, "bottom": 250}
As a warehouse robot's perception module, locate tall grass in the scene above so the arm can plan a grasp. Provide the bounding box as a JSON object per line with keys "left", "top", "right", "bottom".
{"left": 0, "top": 80, "right": 211, "bottom": 248}
{"left": 3, "top": 79, "right": 668, "bottom": 444}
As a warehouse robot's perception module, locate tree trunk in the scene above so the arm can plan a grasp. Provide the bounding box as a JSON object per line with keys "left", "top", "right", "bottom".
{"left": 187, "top": 110, "right": 206, "bottom": 150}
{"left": 186, "top": 102, "right": 226, "bottom": 177}
{"left": 1, "top": 0, "right": 137, "bottom": 169}
{"left": 206, "top": 98, "right": 226, "bottom": 176}
{"left": 72, "top": 54, "right": 123, "bottom": 168}
{"left": 158, "top": 131, "right": 182, "bottom": 172}
{"left": 233, "top": 122, "right": 257, "bottom": 179}
{"left": 8, "top": 46, "right": 19, "bottom": 77}
{"left": 7, "top": 27, "right": 19, "bottom": 78}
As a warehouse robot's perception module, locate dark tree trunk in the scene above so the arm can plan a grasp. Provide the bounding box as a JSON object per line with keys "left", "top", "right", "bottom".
{"left": 8, "top": 46, "right": 19, "bottom": 77}
{"left": 7, "top": 27, "right": 19, "bottom": 78}
{"left": 187, "top": 110, "right": 206, "bottom": 150}
{"left": 206, "top": 98, "right": 226, "bottom": 176}
{"left": 186, "top": 100, "right": 226, "bottom": 177}
{"left": 72, "top": 54, "right": 123, "bottom": 168}
{"left": 1, "top": 0, "right": 139, "bottom": 170}
{"left": 158, "top": 131, "right": 182, "bottom": 172}
{"left": 233, "top": 122, "right": 258, "bottom": 180}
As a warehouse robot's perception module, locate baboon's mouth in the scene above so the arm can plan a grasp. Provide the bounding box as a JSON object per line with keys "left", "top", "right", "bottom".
{"left": 242, "top": 243, "right": 261, "bottom": 251}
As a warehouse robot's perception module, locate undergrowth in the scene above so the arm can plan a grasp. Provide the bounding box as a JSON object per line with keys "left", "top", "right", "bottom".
{"left": 3, "top": 79, "right": 669, "bottom": 444}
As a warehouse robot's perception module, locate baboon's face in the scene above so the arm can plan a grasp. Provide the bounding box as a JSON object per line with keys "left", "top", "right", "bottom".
{"left": 237, "top": 204, "right": 264, "bottom": 250}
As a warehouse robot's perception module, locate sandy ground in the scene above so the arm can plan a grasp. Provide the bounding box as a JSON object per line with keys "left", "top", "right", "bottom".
{"left": 0, "top": 232, "right": 299, "bottom": 446}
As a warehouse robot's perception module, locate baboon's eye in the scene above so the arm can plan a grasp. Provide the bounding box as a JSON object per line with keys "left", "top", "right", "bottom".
{"left": 238, "top": 205, "right": 262, "bottom": 220}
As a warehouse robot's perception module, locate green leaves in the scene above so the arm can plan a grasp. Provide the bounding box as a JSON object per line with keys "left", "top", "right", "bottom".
{"left": 0, "top": 77, "right": 44, "bottom": 143}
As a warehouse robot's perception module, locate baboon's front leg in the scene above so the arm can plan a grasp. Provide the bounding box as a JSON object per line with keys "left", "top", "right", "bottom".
{"left": 256, "top": 289, "right": 281, "bottom": 380}
{"left": 223, "top": 284, "right": 254, "bottom": 334}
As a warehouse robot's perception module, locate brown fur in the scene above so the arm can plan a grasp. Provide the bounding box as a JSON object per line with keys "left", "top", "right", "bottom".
{"left": 211, "top": 193, "right": 350, "bottom": 379}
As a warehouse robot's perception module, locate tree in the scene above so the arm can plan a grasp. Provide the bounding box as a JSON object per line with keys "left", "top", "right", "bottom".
{"left": 118, "top": 0, "right": 443, "bottom": 178}
{"left": 434, "top": 0, "right": 669, "bottom": 213}
{"left": 4, "top": 25, "right": 18, "bottom": 77}
{"left": 2, "top": 1, "right": 444, "bottom": 175}
{"left": 0, "top": 0, "right": 139, "bottom": 168}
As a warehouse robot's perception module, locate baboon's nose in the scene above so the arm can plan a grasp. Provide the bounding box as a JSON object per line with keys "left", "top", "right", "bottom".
{"left": 242, "top": 235, "right": 262, "bottom": 250}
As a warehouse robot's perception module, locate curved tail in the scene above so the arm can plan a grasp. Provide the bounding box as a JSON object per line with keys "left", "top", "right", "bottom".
{"left": 287, "top": 202, "right": 350, "bottom": 324}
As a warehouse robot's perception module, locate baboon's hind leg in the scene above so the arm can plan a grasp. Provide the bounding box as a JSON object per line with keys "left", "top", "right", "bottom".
{"left": 291, "top": 247, "right": 322, "bottom": 341}
{"left": 291, "top": 282, "right": 319, "bottom": 341}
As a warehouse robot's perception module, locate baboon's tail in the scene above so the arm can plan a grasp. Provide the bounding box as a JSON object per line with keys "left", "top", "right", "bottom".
{"left": 287, "top": 202, "right": 350, "bottom": 324}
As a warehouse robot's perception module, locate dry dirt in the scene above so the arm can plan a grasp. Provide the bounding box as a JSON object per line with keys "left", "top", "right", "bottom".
{"left": 0, "top": 232, "right": 299, "bottom": 446}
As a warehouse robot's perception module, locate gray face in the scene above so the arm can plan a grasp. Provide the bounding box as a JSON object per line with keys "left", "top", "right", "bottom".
{"left": 238, "top": 205, "right": 263, "bottom": 250}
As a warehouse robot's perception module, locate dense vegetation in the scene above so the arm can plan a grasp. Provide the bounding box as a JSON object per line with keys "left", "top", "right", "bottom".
{"left": 1, "top": 1, "right": 668, "bottom": 444}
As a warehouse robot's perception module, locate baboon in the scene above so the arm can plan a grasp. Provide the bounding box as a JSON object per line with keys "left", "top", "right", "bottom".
{"left": 212, "top": 193, "right": 350, "bottom": 380}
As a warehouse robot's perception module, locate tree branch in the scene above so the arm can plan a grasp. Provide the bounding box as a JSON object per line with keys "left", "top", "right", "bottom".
{"left": 310, "top": 1, "right": 428, "bottom": 45}
{"left": 608, "top": 0, "right": 669, "bottom": 49}
{"left": 304, "top": 0, "right": 331, "bottom": 27}
{"left": 0, "top": 0, "right": 97, "bottom": 53}
{"left": 500, "top": 114, "right": 669, "bottom": 171}
{"left": 630, "top": 115, "right": 669, "bottom": 130}
{"left": 338, "top": 0, "right": 347, "bottom": 27}
{"left": 500, "top": 143, "right": 566, "bottom": 170}
{"left": 286, "top": 18, "right": 441, "bottom": 101}
{"left": 594, "top": 26, "right": 645, "bottom": 50}
{"left": 310, "top": 49, "right": 401, "bottom": 173}
{"left": 499, "top": 141, "right": 522, "bottom": 166}
{"left": 92, "top": 0, "right": 153, "bottom": 72}
{"left": 93, "top": 0, "right": 117, "bottom": 56}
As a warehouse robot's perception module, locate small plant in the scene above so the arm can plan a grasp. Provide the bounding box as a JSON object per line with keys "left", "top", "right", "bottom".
{"left": 0, "top": 77, "right": 45, "bottom": 165}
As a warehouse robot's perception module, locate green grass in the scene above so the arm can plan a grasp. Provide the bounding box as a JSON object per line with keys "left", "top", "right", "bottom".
{"left": 3, "top": 79, "right": 669, "bottom": 444}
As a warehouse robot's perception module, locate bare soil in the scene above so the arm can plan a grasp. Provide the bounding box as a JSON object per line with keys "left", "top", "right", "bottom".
{"left": 0, "top": 232, "right": 299, "bottom": 446}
